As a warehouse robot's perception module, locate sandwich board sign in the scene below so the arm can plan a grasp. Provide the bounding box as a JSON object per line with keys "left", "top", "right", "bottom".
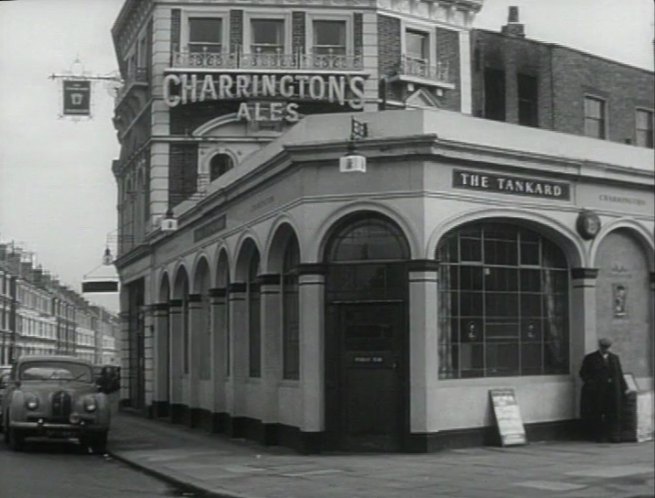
{"left": 489, "top": 388, "right": 527, "bottom": 446}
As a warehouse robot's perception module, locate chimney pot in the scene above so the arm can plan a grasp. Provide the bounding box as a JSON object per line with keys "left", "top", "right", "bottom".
{"left": 508, "top": 6, "right": 519, "bottom": 23}
{"left": 502, "top": 6, "right": 525, "bottom": 38}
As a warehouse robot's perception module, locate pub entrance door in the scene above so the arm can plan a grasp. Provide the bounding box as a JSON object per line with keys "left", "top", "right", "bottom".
{"left": 328, "top": 300, "right": 407, "bottom": 451}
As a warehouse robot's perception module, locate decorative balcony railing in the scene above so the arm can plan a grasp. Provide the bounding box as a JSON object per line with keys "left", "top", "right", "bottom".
{"left": 171, "top": 48, "right": 364, "bottom": 72}
{"left": 115, "top": 67, "right": 148, "bottom": 102}
{"left": 393, "top": 56, "right": 450, "bottom": 85}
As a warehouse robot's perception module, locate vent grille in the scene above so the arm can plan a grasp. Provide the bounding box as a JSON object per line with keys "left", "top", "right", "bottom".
{"left": 51, "top": 391, "right": 72, "bottom": 420}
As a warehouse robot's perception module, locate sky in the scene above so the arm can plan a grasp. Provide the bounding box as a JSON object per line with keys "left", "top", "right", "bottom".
{"left": 0, "top": 0, "right": 653, "bottom": 313}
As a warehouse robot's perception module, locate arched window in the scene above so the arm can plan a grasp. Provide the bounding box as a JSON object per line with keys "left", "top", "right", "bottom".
{"left": 248, "top": 252, "right": 261, "bottom": 378}
{"left": 437, "top": 222, "right": 569, "bottom": 379}
{"left": 326, "top": 216, "right": 409, "bottom": 302}
{"left": 210, "top": 153, "right": 234, "bottom": 182}
{"left": 282, "top": 238, "right": 300, "bottom": 380}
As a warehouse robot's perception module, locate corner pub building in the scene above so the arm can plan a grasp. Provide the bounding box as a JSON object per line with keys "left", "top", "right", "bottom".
{"left": 111, "top": 0, "right": 654, "bottom": 452}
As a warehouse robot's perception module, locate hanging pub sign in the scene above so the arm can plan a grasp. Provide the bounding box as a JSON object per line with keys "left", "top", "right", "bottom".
{"left": 63, "top": 80, "right": 91, "bottom": 116}
{"left": 82, "top": 279, "right": 119, "bottom": 293}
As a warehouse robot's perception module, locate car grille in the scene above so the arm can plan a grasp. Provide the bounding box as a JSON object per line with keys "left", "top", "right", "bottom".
{"left": 51, "top": 391, "right": 72, "bottom": 421}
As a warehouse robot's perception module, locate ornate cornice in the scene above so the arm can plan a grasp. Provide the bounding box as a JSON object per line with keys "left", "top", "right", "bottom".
{"left": 376, "top": 0, "right": 483, "bottom": 28}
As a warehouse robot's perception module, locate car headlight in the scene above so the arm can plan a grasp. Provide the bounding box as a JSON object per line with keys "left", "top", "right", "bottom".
{"left": 83, "top": 396, "right": 97, "bottom": 413}
{"left": 25, "top": 393, "right": 39, "bottom": 410}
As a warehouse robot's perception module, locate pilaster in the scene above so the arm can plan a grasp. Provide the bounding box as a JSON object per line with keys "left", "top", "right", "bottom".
{"left": 168, "top": 299, "right": 183, "bottom": 413}
{"left": 259, "top": 274, "right": 282, "bottom": 425}
{"left": 570, "top": 268, "right": 599, "bottom": 417}
{"left": 298, "top": 264, "right": 327, "bottom": 432}
{"left": 408, "top": 260, "right": 439, "bottom": 433}
{"left": 209, "top": 287, "right": 228, "bottom": 416}
{"left": 152, "top": 302, "right": 170, "bottom": 415}
{"left": 227, "top": 282, "right": 247, "bottom": 420}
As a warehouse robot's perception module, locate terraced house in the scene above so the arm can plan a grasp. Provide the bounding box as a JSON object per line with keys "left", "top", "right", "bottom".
{"left": 111, "top": 0, "right": 654, "bottom": 452}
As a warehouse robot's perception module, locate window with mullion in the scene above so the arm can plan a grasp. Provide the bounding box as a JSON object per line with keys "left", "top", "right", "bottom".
{"left": 584, "top": 96, "right": 606, "bottom": 139}
{"left": 251, "top": 19, "right": 285, "bottom": 54}
{"left": 437, "top": 223, "right": 569, "bottom": 379}
{"left": 313, "top": 20, "right": 346, "bottom": 55}
{"left": 636, "top": 109, "right": 654, "bottom": 148}
{"left": 188, "top": 17, "right": 223, "bottom": 53}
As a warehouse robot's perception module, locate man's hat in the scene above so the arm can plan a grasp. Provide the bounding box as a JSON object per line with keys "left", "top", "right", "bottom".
{"left": 598, "top": 337, "right": 612, "bottom": 348}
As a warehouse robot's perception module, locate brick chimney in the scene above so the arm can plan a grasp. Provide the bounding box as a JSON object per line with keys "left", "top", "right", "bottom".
{"left": 501, "top": 6, "right": 525, "bottom": 38}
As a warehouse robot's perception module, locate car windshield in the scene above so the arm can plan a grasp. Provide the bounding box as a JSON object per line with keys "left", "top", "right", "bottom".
{"left": 19, "top": 362, "right": 93, "bottom": 382}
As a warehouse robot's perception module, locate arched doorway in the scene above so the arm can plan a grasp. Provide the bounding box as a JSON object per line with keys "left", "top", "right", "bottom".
{"left": 324, "top": 213, "right": 410, "bottom": 451}
{"left": 595, "top": 229, "right": 653, "bottom": 381}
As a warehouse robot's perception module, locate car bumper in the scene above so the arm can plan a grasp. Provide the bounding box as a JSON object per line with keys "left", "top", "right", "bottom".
{"left": 10, "top": 421, "right": 108, "bottom": 434}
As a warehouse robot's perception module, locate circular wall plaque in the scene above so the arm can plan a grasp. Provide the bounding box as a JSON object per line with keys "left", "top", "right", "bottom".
{"left": 576, "top": 210, "right": 601, "bottom": 240}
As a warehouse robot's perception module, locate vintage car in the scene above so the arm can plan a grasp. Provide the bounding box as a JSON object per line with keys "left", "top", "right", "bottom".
{"left": 0, "top": 365, "right": 12, "bottom": 429}
{"left": 2, "top": 355, "right": 110, "bottom": 452}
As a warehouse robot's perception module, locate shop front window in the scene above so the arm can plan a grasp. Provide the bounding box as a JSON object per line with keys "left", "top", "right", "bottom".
{"left": 437, "top": 223, "right": 569, "bottom": 379}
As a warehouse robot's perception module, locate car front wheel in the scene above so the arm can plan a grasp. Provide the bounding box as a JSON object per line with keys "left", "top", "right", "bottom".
{"left": 7, "top": 427, "right": 25, "bottom": 451}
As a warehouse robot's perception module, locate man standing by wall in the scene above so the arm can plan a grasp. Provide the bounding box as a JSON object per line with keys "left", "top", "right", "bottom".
{"left": 579, "top": 338, "right": 629, "bottom": 442}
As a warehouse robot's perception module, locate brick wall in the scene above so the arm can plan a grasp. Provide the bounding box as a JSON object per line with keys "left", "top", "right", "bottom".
{"left": 377, "top": 14, "right": 401, "bottom": 103}
{"left": 471, "top": 31, "right": 553, "bottom": 127}
{"left": 292, "top": 12, "right": 305, "bottom": 52}
{"left": 169, "top": 143, "right": 198, "bottom": 207}
{"left": 551, "top": 47, "right": 654, "bottom": 144}
{"left": 377, "top": 14, "right": 400, "bottom": 79}
{"left": 230, "top": 10, "right": 243, "bottom": 52}
{"left": 436, "top": 27, "right": 460, "bottom": 112}
{"left": 471, "top": 29, "right": 654, "bottom": 144}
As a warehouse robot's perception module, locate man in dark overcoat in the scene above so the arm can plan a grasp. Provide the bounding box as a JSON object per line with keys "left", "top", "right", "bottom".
{"left": 579, "top": 338, "right": 628, "bottom": 442}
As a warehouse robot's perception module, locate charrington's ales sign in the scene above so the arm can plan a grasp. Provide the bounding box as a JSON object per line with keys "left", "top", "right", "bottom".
{"left": 453, "top": 170, "right": 570, "bottom": 200}
{"left": 163, "top": 73, "right": 366, "bottom": 122}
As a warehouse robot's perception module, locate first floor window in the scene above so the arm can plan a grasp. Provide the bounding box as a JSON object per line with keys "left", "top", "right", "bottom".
{"left": 584, "top": 96, "right": 606, "bottom": 139}
{"left": 188, "top": 17, "right": 223, "bottom": 53}
{"left": 251, "top": 19, "right": 284, "bottom": 54}
{"left": 405, "top": 29, "right": 428, "bottom": 63}
{"left": 313, "top": 20, "right": 346, "bottom": 55}
{"left": 635, "top": 109, "right": 653, "bottom": 148}
{"left": 437, "top": 223, "right": 569, "bottom": 379}
{"left": 517, "top": 73, "right": 538, "bottom": 127}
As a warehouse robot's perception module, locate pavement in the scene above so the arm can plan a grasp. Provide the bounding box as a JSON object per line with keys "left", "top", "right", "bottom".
{"left": 107, "top": 411, "right": 654, "bottom": 498}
